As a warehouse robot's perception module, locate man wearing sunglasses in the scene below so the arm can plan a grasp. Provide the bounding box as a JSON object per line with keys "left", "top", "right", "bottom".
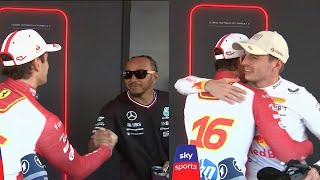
{"left": 88, "top": 55, "right": 169, "bottom": 180}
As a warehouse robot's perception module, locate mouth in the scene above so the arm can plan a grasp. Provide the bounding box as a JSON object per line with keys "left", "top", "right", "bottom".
{"left": 128, "top": 83, "right": 141, "bottom": 88}
{"left": 244, "top": 68, "right": 252, "bottom": 73}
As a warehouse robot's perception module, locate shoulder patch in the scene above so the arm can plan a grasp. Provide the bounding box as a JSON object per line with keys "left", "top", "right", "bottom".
{"left": 0, "top": 89, "right": 11, "bottom": 99}
{"left": 0, "top": 88, "right": 26, "bottom": 113}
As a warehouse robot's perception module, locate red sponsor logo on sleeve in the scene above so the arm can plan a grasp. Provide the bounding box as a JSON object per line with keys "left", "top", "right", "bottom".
{"left": 16, "top": 56, "right": 27, "bottom": 61}
{"left": 192, "top": 82, "right": 202, "bottom": 90}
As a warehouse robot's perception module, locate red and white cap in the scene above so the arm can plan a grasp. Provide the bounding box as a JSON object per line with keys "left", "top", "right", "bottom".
{"left": 0, "top": 29, "right": 61, "bottom": 66}
{"left": 214, "top": 33, "right": 249, "bottom": 60}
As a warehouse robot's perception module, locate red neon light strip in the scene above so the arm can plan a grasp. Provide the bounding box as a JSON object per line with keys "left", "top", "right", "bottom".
{"left": 189, "top": 4, "right": 269, "bottom": 75}
{"left": 0, "top": 7, "right": 69, "bottom": 180}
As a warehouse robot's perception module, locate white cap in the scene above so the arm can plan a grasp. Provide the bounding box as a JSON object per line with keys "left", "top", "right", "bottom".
{"left": 214, "top": 33, "right": 249, "bottom": 60}
{"left": 233, "top": 31, "right": 289, "bottom": 63}
{"left": 0, "top": 29, "right": 61, "bottom": 66}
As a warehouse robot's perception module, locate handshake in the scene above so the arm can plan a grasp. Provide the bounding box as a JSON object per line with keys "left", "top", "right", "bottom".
{"left": 91, "top": 128, "right": 118, "bottom": 151}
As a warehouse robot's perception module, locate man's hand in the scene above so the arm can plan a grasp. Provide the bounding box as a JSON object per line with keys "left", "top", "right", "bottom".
{"left": 204, "top": 78, "right": 246, "bottom": 104}
{"left": 304, "top": 168, "right": 320, "bottom": 180}
{"left": 91, "top": 128, "right": 118, "bottom": 151}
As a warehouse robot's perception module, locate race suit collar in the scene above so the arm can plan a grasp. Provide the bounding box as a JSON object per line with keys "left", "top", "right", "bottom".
{"left": 213, "top": 71, "right": 238, "bottom": 80}
{"left": 6, "top": 78, "right": 38, "bottom": 98}
{"left": 258, "top": 76, "right": 283, "bottom": 91}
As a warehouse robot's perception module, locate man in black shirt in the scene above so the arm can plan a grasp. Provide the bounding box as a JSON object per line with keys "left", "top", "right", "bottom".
{"left": 88, "top": 55, "right": 169, "bottom": 180}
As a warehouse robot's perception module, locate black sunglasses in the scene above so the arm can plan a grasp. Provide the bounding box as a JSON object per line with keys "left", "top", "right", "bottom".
{"left": 122, "top": 70, "right": 156, "bottom": 79}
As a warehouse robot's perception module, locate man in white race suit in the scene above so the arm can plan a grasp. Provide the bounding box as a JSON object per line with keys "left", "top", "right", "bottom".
{"left": 176, "top": 32, "right": 313, "bottom": 180}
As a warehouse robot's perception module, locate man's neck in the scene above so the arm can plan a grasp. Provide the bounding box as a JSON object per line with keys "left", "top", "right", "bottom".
{"left": 129, "top": 90, "right": 155, "bottom": 105}
{"left": 19, "top": 78, "right": 38, "bottom": 89}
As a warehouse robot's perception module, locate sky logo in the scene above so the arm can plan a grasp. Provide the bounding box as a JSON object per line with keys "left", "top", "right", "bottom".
{"left": 179, "top": 152, "right": 193, "bottom": 160}
{"left": 172, "top": 144, "right": 200, "bottom": 180}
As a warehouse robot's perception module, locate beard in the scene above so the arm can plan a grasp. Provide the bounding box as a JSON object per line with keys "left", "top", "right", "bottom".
{"left": 128, "top": 91, "right": 144, "bottom": 97}
{"left": 127, "top": 82, "right": 144, "bottom": 97}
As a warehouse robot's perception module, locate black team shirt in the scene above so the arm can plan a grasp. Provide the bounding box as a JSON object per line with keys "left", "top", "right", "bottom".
{"left": 91, "top": 90, "right": 169, "bottom": 180}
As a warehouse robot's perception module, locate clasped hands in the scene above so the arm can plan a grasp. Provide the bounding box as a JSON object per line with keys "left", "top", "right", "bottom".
{"left": 91, "top": 128, "right": 118, "bottom": 151}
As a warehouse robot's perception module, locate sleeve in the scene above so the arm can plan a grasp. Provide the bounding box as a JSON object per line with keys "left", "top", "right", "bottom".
{"left": 295, "top": 88, "right": 320, "bottom": 139}
{"left": 253, "top": 90, "right": 313, "bottom": 162}
{"left": 174, "top": 76, "right": 210, "bottom": 95}
{"left": 35, "top": 114, "right": 112, "bottom": 180}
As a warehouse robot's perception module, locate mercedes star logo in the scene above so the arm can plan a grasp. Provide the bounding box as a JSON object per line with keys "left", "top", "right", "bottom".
{"left": 126, "top": 111, "right": 137, "bottom": 121}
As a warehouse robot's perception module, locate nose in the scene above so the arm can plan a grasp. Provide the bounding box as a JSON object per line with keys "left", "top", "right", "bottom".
{"left": 241, "top": 56, "right": 249, "bottom": 65}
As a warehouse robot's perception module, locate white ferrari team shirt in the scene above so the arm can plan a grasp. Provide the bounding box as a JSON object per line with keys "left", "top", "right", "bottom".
{"left": 176, "top": 74, "right": 314, "bottom": 179}
{"left": 0, "top": 79, "right": 111, "bottom": 180}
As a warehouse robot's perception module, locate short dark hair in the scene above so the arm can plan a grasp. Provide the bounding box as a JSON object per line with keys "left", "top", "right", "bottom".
{"left": 213, "top": 48, "right": 239, "bottom": 71}
{"left": 1, "top": 54, "right": 45, "bottom": 80}
{"left": 129, "top": 55, "right": 158, "bottom": 72}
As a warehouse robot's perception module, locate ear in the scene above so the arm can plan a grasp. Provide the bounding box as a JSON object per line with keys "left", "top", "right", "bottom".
{"left": 153, "top": 72, "right": 159, "bottom": 81}
{"left": 32, "top": 57, "right": 41, "bottom": 72}
{"left": 274, "top": 60, "right": 282, "bottom": 71}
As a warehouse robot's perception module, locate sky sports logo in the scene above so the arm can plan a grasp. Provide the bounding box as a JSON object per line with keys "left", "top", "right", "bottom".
{"left": 175, "top": 152, "right": 198, "bottom": 170}
{"left": 172, "top": 144, "right": 200, "bottom": 180}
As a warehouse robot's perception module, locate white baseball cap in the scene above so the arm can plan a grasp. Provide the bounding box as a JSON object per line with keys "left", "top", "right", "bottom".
{"left": 0, "top": 29, "right": 61, "bottom": 66}
{"left": 233, "top": 31, "right": 289, "bottom": 63}
{"left": 214, "top": 33, "right": 249, "bottom": 60}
